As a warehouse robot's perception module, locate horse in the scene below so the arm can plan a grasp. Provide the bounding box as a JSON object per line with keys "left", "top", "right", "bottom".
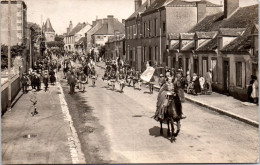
{"left": 156, "top": 90, "right": 182, "bottom": 143}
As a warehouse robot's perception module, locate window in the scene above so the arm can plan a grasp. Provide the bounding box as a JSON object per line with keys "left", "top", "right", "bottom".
{"left": 149, "top": 47, "right": 152, "bottom": 61}
{"left": 154, "top": 19, "right": 157, "bottom": 36}
{"left": 202, "top": 58, "right": 208, "bottom": 77}
{"left": 137, "top": 23, "right": 141, "bottom": 38}
{"left": 143, "top": 22, "right": 146, "bottom": 38}
{"left": 194, "top": 59, "right": 198, "bottom": 74}
{"left": 155, "top": 46, "right": 157, "bottom": 60}
{"left": 143, "top": 46, "right": 146, "bottom": 62}
{"left": 148, "top": 20, "right": 151, "bottom": 37}
{"left": 133, "top": 24, "right": 136, "bottom": 38}
{"left": 163, "top": 21, "right": 166, "bottom": 34}
{"left": 133, "top": 47, "right": 136, "bottom": 61}
{"left": 236, "top": 62, "right": 242, "bottom": 87}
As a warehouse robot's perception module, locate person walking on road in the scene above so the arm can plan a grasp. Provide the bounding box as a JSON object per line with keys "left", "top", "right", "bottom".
{"left": 21, "top": 73, "right": 29, "bottom": 93}
{"left": 79, "top": 71, "right": 88, "bottom": 92}
{"left": 69, "top": 72, "right": 77, "bottom": 94}
{"left": 42, "top": 70, "right": 49, "bottom": 92}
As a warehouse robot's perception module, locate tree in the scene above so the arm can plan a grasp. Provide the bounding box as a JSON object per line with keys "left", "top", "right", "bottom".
{"left": 55, "top": 34, "right": 64, "bottom": 42}
{"left": 1, "top": 44, "right": 26, "bottom": 69}
{"left": 27, "top": 22, "right": 41, "bottom": 41}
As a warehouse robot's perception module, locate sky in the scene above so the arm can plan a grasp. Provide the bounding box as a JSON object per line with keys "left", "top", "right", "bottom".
{"left": 23, "top": 0, "right": 258, "bottom": 35}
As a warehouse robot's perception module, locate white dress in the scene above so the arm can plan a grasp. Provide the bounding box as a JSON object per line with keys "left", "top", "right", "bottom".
{"left": 251, "top": 80, "right": 259, "bottom": 98}
{"left": 199, "top": 77, "right": 205, "bottom": 89}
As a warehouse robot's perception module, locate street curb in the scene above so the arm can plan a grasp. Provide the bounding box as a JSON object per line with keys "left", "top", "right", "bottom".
{"left": 97, "top": 64, "right": 259, "bottom": 128}
{"left": 153, "top": 85, "right": 259, "bottom": 128}
{"left": 185, "top": 97, "right": 259, "bottom": 128}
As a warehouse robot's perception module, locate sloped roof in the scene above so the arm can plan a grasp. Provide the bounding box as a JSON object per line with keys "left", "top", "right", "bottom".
{"left": 181, "top": 40, "right": 195, "bottom": 51}
{"left": 219, "top": 28, "right": 246, "bottom": 36}
{"left": 167, "top": 0, "right": 221, "bottom": 7}
{"left": 168, "top": 33, "right": 179, "bottom": 39}
{"left": 195, "top": 31, "right": 218, "bottom": 39}
{"left": 68, "top": 23, "right": 87, "bottom": 36}
{"left": 143, "top": 0, "right": 221, "bottom": 15}
{"left": 143, "top": 0, "right": 169, "bottom": 14}
{"left": 191, "top": 4, "right": 258, "bottom": 52}
{"left": 190, "top": 5, "right": 258, "bottom": 32}
{"left": 221, "top": 26, "right": 254, "bottom": 52}
{"left": 127, "top": 1, "right": 148, "bottom": 20}
{"left": 44, "top": 18, "right": 55, "bottom": 33}
{"left": 75, "top": 37, "right": 85, "bottom": 45}
{"left": 196, "top": 37, "right": 218, "bottom": 51}
{"left": 94, "top": 18, "right": 125, "bottom": 35}
{"left": 180, "top": 33, "right": 195, "bottom": 39}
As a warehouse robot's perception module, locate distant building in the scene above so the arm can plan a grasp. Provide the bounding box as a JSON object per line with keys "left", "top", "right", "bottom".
{"left": 1, "top": 0, "right": 27, "bottom": 46}
{"left": 43, "top": 18, "right": 55, "bottom": 42}
{"left": 92, "top": 15, "right": 125, "bottom": 52}
{"left": 64, "top": 22, "right": 92, "bottom": 53}
{"left": 84, "top": 19, "right": 103, "bottom": 53}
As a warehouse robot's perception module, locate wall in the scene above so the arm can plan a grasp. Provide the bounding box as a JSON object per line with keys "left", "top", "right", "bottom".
{"left": 45, "top": 32, "right": 55, "bottom": 42}
{"left": 1, "top": 2, "right": 18, "bottom": 45}
{"left": 166, "top": 7, "right": 197, "bottom": 34}
{"left": 1, "top": 74, "right": 21, "bottom": 115}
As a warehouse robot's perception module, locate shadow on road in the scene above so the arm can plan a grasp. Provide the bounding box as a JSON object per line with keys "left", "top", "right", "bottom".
{"left": 149, "top": 126, "right": 171, "bottom": 140}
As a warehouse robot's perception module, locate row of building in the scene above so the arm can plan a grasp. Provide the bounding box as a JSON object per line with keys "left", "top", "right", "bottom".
{"left": 103, "top": 0, "right": 259, "bottom": 101}
{"left": 63, "top": 15, "right": 125, "bottom": 55}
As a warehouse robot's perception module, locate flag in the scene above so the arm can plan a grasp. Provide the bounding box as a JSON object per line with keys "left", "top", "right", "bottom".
{"left": 140, "top": 66, "right": 155, "bottom": 82}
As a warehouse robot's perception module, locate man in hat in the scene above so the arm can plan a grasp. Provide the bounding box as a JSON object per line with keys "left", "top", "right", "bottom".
{"left": 158, "top": 74, "right": 166, "bottom": 88}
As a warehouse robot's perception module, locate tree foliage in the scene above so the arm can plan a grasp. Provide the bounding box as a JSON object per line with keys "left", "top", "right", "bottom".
{"left": 1, "top": 44, "right": 26, "bottom": 69}
{"left": 46, "top": 41, "right": 65, "bottom": 48}
{"left": 27, "top": 22, "right": 41, "bottom": 41}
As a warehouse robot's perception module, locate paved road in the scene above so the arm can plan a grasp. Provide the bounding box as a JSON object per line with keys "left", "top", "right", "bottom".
{"left": 59, "top": 65, "right": 259, "bottom": 163}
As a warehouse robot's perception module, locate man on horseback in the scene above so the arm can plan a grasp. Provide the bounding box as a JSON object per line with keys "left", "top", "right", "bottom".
{"left": 154, "top": 75, "right": 186, "bottom": 142}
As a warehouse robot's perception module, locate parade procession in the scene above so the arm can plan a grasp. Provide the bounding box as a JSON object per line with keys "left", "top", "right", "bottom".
{"left": 1, "top": 0, "right": 259, "bottom": 164}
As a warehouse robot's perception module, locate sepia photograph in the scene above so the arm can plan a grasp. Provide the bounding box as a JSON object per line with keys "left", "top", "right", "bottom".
{"left": 1, "top": 0, "right": 259, "bottom": 164}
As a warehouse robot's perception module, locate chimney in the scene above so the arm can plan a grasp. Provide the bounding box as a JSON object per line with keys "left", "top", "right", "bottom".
{"left": 107, "top": 15, "right": 114, "bottom": 34}
{"left": 224, "top": 0, "right": 239, "bottom": 18}
{"left": 92, "top": 21, "right": 97, "bottom": 26}
{"left": 122, "top": 19, "right": 125, "bottom": 24}
{"left": 135, "top": 0, "right": 142, "bottom": 11}
{"left": 69, "top": 21, "right": 73, "bottom": 32}
{"left": 96, "top": 19, "right": 103, "bottom": 25}
{"left": 103, "top": 18, "right": 108, "bottom": 24}
{"left": 197, "top": 1, "right": 207, "bottom": 23}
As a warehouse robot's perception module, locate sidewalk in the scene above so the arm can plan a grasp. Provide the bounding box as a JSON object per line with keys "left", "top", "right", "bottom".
{"left": 96, "top": 61, "right": 259, "bottom": 127}
{"left": 2, "top": 83, "right": 75, "bottom": 164}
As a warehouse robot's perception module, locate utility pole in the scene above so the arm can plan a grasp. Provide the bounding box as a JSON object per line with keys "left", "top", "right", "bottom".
{"left": 7, "top": 0, "right": 12, "bottom": 109}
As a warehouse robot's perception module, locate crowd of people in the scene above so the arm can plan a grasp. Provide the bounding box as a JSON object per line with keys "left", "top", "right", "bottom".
{"left": 102, "top": 58, "right": 142, "bottom": 93}
{"left": 20, "top": 54, "right": 59, "bottom": 93}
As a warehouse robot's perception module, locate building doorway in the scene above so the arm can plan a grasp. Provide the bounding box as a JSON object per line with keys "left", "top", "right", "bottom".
{"left": 193, "top": 58, "right": 199, "bottom": 74}
{"left": 223, "top": 60, "right": 230, "bottom": 94}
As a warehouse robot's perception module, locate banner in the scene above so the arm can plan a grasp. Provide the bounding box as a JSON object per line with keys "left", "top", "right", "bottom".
{"left": 140, "top": 66, "right": 155, "bottom": 82}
